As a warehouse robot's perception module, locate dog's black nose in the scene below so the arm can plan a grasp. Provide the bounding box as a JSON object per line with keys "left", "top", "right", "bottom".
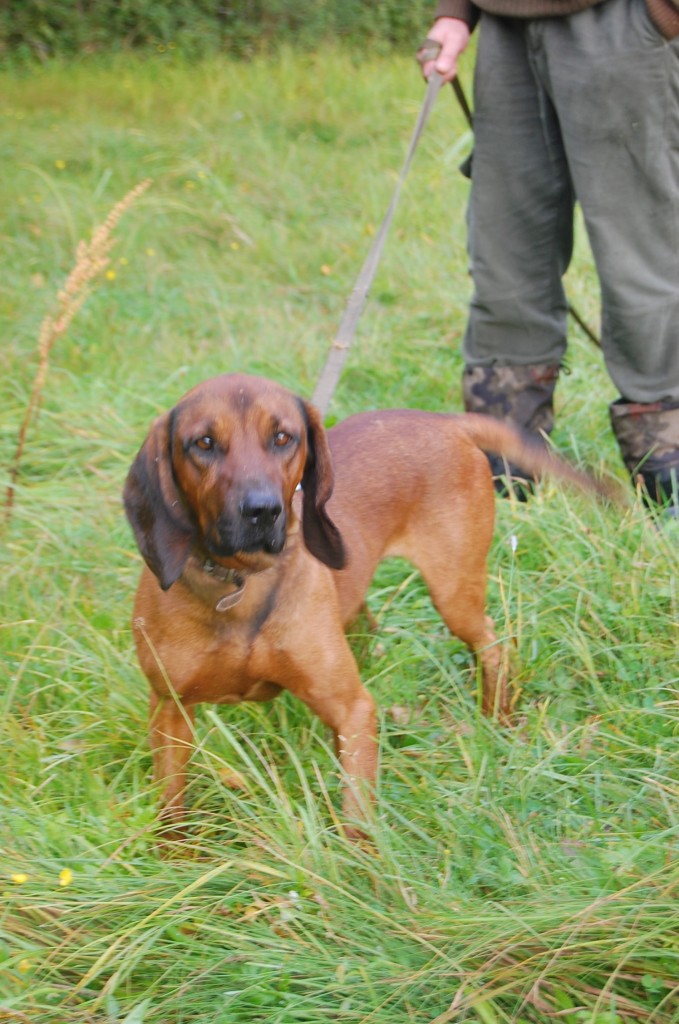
{"left": 240, "top": 491, "right": 283, "bottom": 528}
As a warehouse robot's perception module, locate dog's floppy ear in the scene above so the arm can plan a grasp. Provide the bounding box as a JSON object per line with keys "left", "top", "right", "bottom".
{"left": 123, "top": 411, "right": 196, "bottom": 591}
{"left": 300, "top": 401, "right": 346, "bottom": 570}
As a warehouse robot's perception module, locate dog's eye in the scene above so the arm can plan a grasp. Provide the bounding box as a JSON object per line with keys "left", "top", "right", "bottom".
{"left": 273, "top": 431, "right": 292, "bottom": 448}
{"left": 194, "top": 436, "right": 214, "bottom": 452}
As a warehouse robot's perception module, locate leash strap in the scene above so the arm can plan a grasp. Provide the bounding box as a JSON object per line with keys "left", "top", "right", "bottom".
{"left": 312, "top": 70, "right": 444, "bottom": 416}
{"left": 452, "top": 76, "right": 473, "bottom": 130}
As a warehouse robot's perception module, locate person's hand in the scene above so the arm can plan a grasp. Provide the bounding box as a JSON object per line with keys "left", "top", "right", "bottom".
{"left": 417, "top": 17, "right": 471, "bottom": 83}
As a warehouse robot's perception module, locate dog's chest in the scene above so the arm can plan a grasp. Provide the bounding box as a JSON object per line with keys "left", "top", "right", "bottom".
{"left": 183, "top": 623, "right": 283, "bottom": 704}
{"left": 134, "top": 597, "right": 287, "bottom": 706}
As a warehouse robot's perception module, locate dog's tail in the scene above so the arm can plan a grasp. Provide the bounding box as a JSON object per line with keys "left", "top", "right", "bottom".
{"left": 459, "top": 413, "right": 624, "bottom": 504}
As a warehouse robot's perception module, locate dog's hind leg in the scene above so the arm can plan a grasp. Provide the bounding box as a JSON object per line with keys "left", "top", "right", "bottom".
{"left": 417, "top": 554, "right": 511, "bottom": 724}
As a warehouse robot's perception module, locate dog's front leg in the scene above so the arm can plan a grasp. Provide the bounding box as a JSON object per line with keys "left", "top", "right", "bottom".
{"left": 283, "top": 637, "right": 378, "bottom": 836}
{"left": 149, "top": 691, "right": 195, "bottom": 833}
{"left": 332, "top": 687, "right": 379, "bottom": 832}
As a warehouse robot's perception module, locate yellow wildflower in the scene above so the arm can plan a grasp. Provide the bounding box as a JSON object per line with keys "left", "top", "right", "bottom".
{"left": 58, "top": 868, "right": 73, "bottom": 887}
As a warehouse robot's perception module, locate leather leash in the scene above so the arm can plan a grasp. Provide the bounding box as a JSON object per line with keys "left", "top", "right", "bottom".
{"left": 312, "top": 42, "right": 601, "bottom": 418}
{"left": 312, "top": 64, "right": 445, "bottom": 416}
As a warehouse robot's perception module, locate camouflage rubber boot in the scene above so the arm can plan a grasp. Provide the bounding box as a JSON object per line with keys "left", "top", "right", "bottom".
{"left": 609, "top": 399, "right": 679, "bottom": 515}
{"left": 462, "top": 363, "right": 560, "bottom": 499}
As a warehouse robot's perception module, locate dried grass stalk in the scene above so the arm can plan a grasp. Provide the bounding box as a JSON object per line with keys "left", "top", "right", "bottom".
{"left": 4, "top": 178, "right": 152, "bottom": 522}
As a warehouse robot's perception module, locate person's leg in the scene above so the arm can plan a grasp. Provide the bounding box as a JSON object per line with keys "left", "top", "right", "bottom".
{"left": 462, "top": 15, "right": 575, "bottom": 492}
{"left": 543, "top": 0, "right": 679, "bottom": 508}
{"left": 464, "top": 15, "right": 575, "bottom": 371}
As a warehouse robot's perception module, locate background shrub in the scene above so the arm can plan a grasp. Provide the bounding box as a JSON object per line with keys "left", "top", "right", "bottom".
{"left": 0, "top": 0, "right": 435, "bottom": 60}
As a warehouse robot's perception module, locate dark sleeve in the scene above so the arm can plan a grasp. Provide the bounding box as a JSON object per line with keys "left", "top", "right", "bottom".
{"left": 433, "top": 0, "right": 481, "bottom": 28}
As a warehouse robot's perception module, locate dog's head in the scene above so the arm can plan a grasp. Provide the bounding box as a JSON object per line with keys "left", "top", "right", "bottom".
{"left": 123, "top": 374, "right": 345, "bottom": 590}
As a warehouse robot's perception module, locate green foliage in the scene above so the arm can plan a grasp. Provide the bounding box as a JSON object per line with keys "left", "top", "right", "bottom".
{"left": 1, "top": 48, "right": 678, "bottom": 1024}
{"left": 0, "top": 0, "right": 435, "bottom": 60}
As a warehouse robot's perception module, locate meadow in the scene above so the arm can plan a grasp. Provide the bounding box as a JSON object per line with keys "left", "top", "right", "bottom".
{"left": 1, "top": 47, "right": 677, "bottom": 1024}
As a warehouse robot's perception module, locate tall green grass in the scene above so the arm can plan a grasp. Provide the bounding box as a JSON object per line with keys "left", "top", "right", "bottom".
{"left": 1, "top": 49, "right": 677, "bottom": 1023}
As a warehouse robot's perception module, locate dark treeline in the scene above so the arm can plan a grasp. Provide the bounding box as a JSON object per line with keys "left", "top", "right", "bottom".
{"left": 1, "top": 0, "right": 434, "bottom": 60}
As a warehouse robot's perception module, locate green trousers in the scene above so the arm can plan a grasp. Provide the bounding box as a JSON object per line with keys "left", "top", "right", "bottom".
{"left": 462, "top": 0, "right": 679, "bottom": 404}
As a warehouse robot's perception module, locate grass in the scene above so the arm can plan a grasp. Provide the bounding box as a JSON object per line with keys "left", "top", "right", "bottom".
{"left": 1, "top": 46, "right": 678, "bottom": 1024}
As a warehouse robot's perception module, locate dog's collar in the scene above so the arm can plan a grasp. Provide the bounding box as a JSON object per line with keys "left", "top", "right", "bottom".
{"left": 202, "top": 559, "right": 246, "bottom": 612}
{"left": 192, "top": 557, "right": 246, "bottom": 612}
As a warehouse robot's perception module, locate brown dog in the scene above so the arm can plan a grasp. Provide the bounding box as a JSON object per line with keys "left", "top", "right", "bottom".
{"left": 124, "top": 372, "right": 606, "bottom": 833}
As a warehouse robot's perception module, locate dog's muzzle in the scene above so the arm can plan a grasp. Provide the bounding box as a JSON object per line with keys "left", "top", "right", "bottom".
{"left": 210, "top": 488, "right": 287, "bottom": 556}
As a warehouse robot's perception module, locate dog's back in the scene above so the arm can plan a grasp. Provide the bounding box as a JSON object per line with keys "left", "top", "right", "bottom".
{"left": 324, "top": 408, "right": 612, "bottom": 625}
{"left": 325, "top": 410, "right": 497, "bottom": 624}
